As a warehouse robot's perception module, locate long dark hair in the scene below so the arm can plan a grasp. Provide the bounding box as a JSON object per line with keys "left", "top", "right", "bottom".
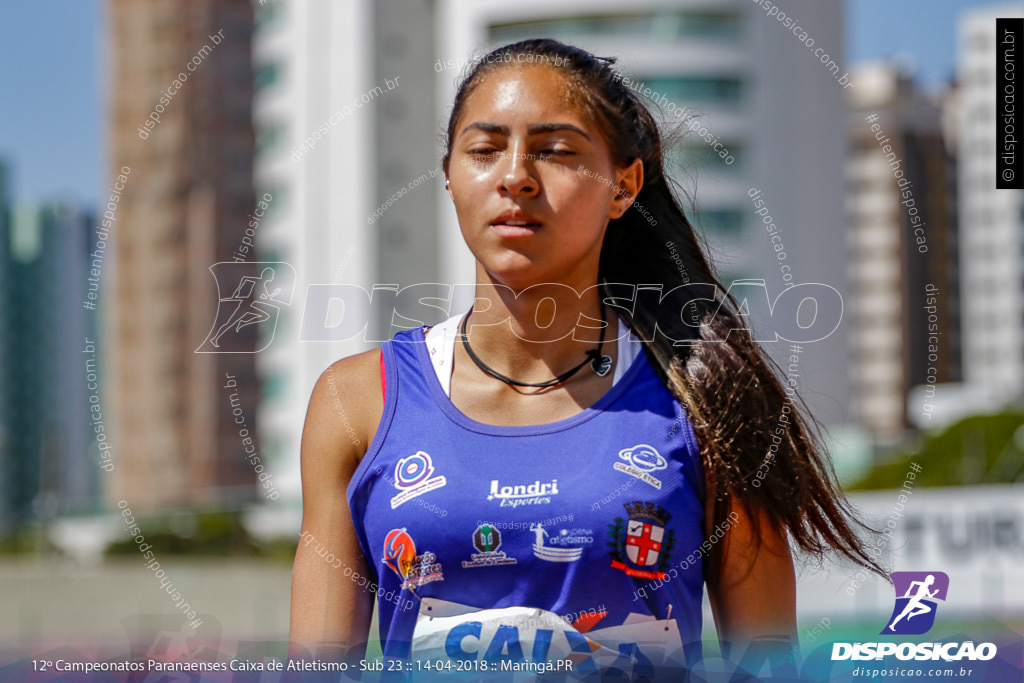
{"left": 442, "top": 39, "right": 884, "bottom": 582}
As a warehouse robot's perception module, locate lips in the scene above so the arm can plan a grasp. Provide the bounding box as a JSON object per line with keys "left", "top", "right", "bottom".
{"left": 490, "top": 209, "right": 542, "bottom": 237}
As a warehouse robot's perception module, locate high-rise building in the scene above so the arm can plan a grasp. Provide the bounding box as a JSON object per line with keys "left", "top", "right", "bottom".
{"left": 846, "top": 62, "right": 961, "bottom": 442}
{"left": 252, "top": 1, "right": 443, "bottom": 495}
{"left": 442, "top": 0, "right": 854, "bottom": 428}
{"left": 958, "top": 3, "right": 1024, "bottom": 402}
{"left": 107, "top": 0, "right": 260, "bottom": 509}
{"left": 0, "top": 183, "right": 97, "bottom": 533}
{"left": 0, "top": 161, "right": 7, "bottom": 531}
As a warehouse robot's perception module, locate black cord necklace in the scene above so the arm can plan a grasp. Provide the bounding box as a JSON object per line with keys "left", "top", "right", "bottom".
{"left": 459, "top": 301, "right": 614, "bottom": 389}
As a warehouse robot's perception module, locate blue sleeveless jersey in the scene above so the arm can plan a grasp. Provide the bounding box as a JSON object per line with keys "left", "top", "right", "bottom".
{"left": 347, "top": 327, "right": 707, "bottom": 674}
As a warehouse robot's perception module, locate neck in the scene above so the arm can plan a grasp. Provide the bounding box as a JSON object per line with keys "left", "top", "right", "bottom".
{"left": 463, "top": 279, "right": 612, "bottom": 382}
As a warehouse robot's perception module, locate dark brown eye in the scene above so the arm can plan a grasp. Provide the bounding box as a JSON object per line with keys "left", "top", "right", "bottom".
{"left": 538, "top": 149, "right": 576, "bottom": 159}
{"left": 466, "top": 148, "right": 500, "bottom": 159}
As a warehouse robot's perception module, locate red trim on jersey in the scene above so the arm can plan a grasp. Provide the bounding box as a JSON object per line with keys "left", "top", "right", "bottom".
{"left": 380, "top": 349, "right": 387, "bottom": 401}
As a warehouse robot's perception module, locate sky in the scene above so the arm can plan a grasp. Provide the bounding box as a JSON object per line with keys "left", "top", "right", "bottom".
{"left": 0, "top": 1, "right": 103, "bottom": 209}
{"left": 0, "top": 0, "right": 1012, "bottom": 211}
{"left": 848, "top": 0, "right": 1003, "bottom": 85}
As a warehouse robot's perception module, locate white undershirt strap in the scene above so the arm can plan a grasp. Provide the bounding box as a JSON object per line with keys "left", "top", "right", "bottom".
{"left": 424, "top": 312, "right": 642, "bottom": 397}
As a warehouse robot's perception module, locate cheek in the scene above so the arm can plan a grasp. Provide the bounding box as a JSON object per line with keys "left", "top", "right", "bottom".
{"left": 451, "top": 165, "right": 498, "bottom": 207}
{"left": 448, "top": 173, "right": 486, "bottom": 218}
{"left": 550, "top": 175, "right": 614, "bottom": 225}
{"left": 453, "top": 151, "right": 504, "bottom": 180}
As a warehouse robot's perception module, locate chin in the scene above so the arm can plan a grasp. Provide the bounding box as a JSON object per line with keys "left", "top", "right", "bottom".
{"left": 483, "top": 259, "right": 556, "bottom": 291}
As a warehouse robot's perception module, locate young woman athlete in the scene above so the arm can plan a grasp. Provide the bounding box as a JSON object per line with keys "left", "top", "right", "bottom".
{"left": 291, "top": 39, "right": 881, "bottom": 675}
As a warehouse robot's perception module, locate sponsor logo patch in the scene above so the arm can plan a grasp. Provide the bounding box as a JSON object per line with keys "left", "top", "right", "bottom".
{"left": 487, "top": 478, "right": 558, "bottom": 507}
{"left": 613, "top": 444, "right": 666, "bottom": 489}
{"left": 390, "top": 451, "right": 447, "bottom": 509}
{"left": 383, "top": 528, "right": 444, "bottom": 590}
{"left": 531, "top": 524, "right": 594, "bottom": 563}
{"left": 609, "top": 502, "right": 675, "bottom": 580}
{"left": 462, "top": 523, "right": 518, "bottom": 568}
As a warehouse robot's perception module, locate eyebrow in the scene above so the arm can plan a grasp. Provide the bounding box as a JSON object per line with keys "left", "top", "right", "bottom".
{"left": 459, "top": 122, "right": 592, "bottom": 141}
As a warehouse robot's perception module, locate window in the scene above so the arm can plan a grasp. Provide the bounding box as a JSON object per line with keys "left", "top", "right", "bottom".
{"left": 489, "top": 11, "right": 740, "bottom": 45}
{"left": 643, "top": 75, "right": 743, "bottom": 108}
{"left": 260, "top": 246, "right": 285, "bottom": 266}
{"left": 668, "top": 142, "right": 741, "bottom": 175}
{"left": 256, "top": 121, "right": 284, "bottom": 155}
{"left": 255, "top": 184, "right": 285, "bottom": 220}
{"left": 691, "top": 208, "right": 745, "bottom": 237}
{"left": 255, "top": 2, "right": 282, "bottom": 30}
{"left": 254, "top": 61, "right": 281, "bottom": 91}
{"left": 261, "top": 370, "right": 286, "bottom": 401}
{"left": 652, "top": 11, "right": 741, "bottom": 42}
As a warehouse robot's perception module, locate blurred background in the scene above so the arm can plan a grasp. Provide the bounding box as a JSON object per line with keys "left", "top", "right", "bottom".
{"left": 0, "top": 0, "right": 1022, "bottom": 661}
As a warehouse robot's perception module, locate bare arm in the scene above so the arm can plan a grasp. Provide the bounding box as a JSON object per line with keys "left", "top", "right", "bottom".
{"left": 290, "top": 350, "right": 384, "bottom": 658}
{"left": 706, "top": 497, "right": 797, "bottom": 661}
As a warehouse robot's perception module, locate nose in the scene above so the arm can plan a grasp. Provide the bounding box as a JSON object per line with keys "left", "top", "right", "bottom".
{"left": 497, "top": 148, "right": 538, "bottom": 197}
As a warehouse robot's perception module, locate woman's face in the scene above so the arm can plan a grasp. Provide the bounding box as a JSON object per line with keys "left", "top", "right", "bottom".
{"left": 445, "top": 64, "right": 642, "bottom": 292}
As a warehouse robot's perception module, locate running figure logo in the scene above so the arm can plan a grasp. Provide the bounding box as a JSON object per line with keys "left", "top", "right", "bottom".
{"left": 196, "top": 262, "right": 295, "bottom": 353}
{"left": 881, "top": 571, "right": 950, "bottom": 635}
{"left": 531, "top": 523, "right": 584, "bottom": 562}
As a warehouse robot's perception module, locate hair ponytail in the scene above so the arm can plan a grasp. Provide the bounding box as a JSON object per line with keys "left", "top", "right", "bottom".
{"left": 444, "top": 38, "right": 885, "bottom": 581}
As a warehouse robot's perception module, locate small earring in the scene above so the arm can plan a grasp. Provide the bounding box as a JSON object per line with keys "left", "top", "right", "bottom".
{"left": 445, "top": 179, "right": 451, "bottom": 190}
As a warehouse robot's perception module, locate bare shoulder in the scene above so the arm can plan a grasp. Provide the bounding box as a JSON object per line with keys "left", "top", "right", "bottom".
{"left": 302, "top": 348, "right": 385, "bottom": 475}
{"left": 293, "top": 349, "right": 381, "bottom": 652}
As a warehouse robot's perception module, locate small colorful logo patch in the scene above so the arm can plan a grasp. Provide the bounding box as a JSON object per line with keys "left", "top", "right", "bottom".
{"left": 609, "top": 502, "right": 675, "bottom": 580}
{"left": 613, "top": 444, "right": 667, "bottom": 489}
{"left": 532, "top": 524, "right": 594, "bottom": 562}
{"left": 462, "top": 523, "right": 517, "bottom": 568}
{"left": 383, "top": 528, "right": 444, "bottom": 590}
{"left": 881, "top": 571, "right": 949, "bottom": 635}
{"left": 390, "top": 451, "right": 447, "bottom": 509}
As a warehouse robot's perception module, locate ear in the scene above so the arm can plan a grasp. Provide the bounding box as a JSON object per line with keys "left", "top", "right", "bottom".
{"left": 608, "top": 158, "right": 644, "bottom": 220}
{"left": 442, "top": 155, "right": 452, "bottom": 198}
